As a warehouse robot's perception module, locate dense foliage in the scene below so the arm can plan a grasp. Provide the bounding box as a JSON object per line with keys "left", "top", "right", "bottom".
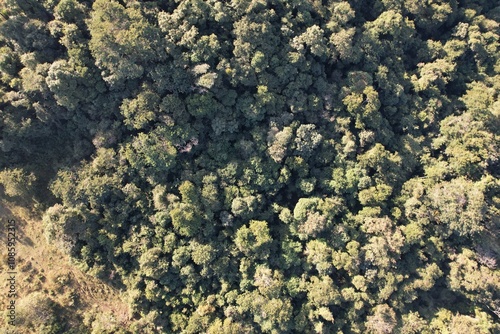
{"left": 1, "top": 0, "right": 499, "bottom": 332}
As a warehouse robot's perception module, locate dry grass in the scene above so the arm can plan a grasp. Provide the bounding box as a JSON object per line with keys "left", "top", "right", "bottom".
{"left": 0, "top": 200, "right": 131, "bottom": 332}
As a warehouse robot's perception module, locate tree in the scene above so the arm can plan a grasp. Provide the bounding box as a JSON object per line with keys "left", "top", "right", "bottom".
{"left": 400, "top": 312, "right": 428, "bottom": 334}
{"left": 404, "top": 0, "right": 457, "bottom": 36}
{"left": 43, "top": 203, "right": 95, "bottom": 254}
{"left": 0, "top": 167, "right": 36, "bottom": 198}
{"left": 291, "top": 25, "right": 328, "bottom": 58}
{"left": 428, "top": 177, "right": 487, "bottom": 237}
{"left": 46, "top": 58, "right": 104, "bottom": 111}
{"left": 294, "top": 124, "right": 323, "bottom": 158}
{"left": 17, "top": 292, "right": 62, "bottom": 333}
{"left": 139, "top": 247, "right": 169, "bottom": 280}
{"left": 234, "top": 220, "right": 272, "bottom": 259}
{"left": 88, "top": 0, "right": 163, "bottom": 86}
{"left": 365, "top": 304, "right": 397, "bottom": 334}
{"left": 292, "top": 197, "right": 343, "bottom": 239}
{"left": 307, "top": 276, "right": 341, "bottom": 307}
{"left": 448, "top": 249, "right": 500, "bottom": 314}
{"left": 432, "top": 111, "right": 498, "bottom": 178}
{"left": 1, "top": 0, "right": 499, "bottom": 332}
{"left": 231, "top": 195, "right": 259, "bottom": 220}
{"left": 170, "top": 203, "right": 202, "bottom": 237}
{"left": 53, "top": 0, "right": 86, "bottom": 23}
{"left": 305, "top": 239, "right": 333, "bottom": 275}
{"left": 120, "top": 89, "right": 160, "bottom": 130}
{"left": 122, "top": 126, "right": 177, "bottom": 181}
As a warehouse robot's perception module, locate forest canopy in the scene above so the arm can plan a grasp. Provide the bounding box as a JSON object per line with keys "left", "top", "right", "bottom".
{"left": 0, "top": 0, "right": 499, "bottom": 333}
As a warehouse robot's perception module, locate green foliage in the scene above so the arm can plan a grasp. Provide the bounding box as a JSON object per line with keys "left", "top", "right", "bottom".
{"left": 121, "top": 89, "right": 160, "bottom": 130}
{"left": 428, "top": 177, "right": 487, "bottom": 236}
{"left": 16, "top": 292, "right": 62, "bottom": 334}
{"left": 0, "top": 167, "right": 36, "bottom": 198}
{"left": 1, "top": 0, "right": 499, "bottom": 332}
{"left": 53, "top": 0, "right": 83, "bottom": 21}
{"left": 122, "top": 127, "right": 177, "bottom": 179}
{"left": 234, "top": 220, "right": 272, "bottom": 259}
{"left": 88, "top": 0, "right": 162, "bottom": 86}
{"left": 170, "top": 204, "right": 202, "bottom": 237}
